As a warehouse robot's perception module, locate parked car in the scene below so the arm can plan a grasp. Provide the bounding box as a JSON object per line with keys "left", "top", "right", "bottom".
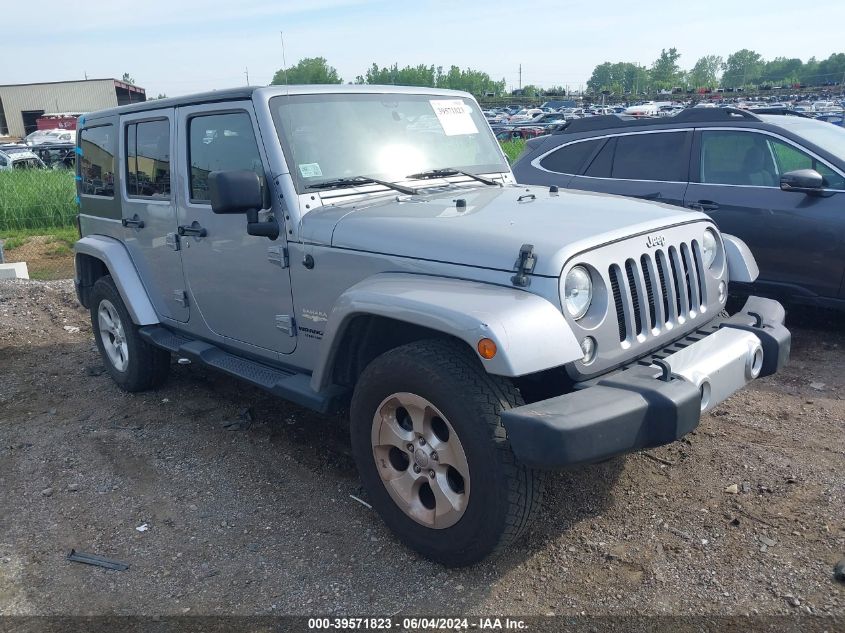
{"left": 73, "top": 86, "right": 788, "bottom": 566}
{"left": 508, "top": 108, "right": 543, "bottom": 122}
{"left": 512, "top": 107, "right": 845, "bottom": 310}
{"left": 0, "top": 149, "right": 47, "bottom": 170}
{"left": 31, "top": 142, "right": 76, "bottom": 169}
{"left": 24, "top": 128, "right": 76, "bottom": 145}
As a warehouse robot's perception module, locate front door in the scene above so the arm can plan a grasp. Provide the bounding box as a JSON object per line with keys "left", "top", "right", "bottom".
{"left": 120, "top": 110, "right": 189, "bottom": 322}
{"left": 687, "top": 129, "right": 845, "bottom": 301}
{"left": 174, "top": 102, "right": 296, "bottom": 355}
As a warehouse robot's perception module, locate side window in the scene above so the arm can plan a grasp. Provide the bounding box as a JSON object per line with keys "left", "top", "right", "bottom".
{"left": 188, "top": 111, "right": 267, "bottom": 205}
{"left": 126, "top": 119, "right": 171, "bottom": 198}
{"left": 539, "top": 139, "right": 600, "bottom": 174}
{"left": 79, "top": 125, "right": 115, "bottom": 197}
{"left": 0, "top": 154, "right": 7, "bottom": 167}
{"left": 700, "top": 131, "right": 778, "bottom": 187}
{"left": 767, "top": 137, "right": 845, "bottom": 190}
{"left": 584, "top": 137, "right": 616, "bottom": 178}
{"left": 611, "top": 132, "right": 689, "bottom": 181}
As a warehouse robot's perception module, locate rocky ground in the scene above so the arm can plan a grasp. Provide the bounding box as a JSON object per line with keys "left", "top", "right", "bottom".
{"left": 0, "top": 279, "right": 843, "bottom": 618}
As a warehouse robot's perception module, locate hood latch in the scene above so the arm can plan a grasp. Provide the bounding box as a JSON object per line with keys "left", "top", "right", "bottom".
{"left": 511, "top": 244, "right": 536, "bottom": 287}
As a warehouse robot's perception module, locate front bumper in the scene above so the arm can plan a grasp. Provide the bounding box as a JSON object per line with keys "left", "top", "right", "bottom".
{"left": 502, "top": 296, "right": 790, "bottom": 469}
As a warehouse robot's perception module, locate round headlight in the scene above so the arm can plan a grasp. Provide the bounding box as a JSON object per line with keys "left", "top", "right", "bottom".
{"left": 563, "top": 265, "right": 593, "bottom": 320}
{"left": 702, "top": 228, "right": 718, "bottom": 268}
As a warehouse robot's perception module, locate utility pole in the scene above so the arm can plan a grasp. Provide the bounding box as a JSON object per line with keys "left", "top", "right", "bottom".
{"left": 519, "top": 64, "right": 522, "bottom": 91}
{"left": 244, "top": 67, "right": 250, "bottom": 85}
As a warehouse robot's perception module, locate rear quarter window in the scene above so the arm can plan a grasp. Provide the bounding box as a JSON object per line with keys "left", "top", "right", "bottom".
{"left": 79, "top": 125, "right": 116, "bottom": 197}
{"left": 539, "top": 139, "right": 600, "bottom": 174}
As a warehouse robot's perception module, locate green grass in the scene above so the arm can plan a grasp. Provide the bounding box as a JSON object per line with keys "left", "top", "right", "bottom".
{"left": 0, "top": 170, "right": 77, "bottom": 232}
{"left": 0, "top": 226, "right": 78, "bottom": 252}
{"left": 500, "top": 139, "right": 527, "bottom": 164}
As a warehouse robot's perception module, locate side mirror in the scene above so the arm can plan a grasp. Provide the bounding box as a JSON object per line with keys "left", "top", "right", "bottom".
{"left": 780, "top": 169, "right": 824, "bottom": 195}
{"left": 208, "top": 170, "right": 279, "bottom": 240}
{"left": 208, "top": 170, "right": 263, "bottom": 213}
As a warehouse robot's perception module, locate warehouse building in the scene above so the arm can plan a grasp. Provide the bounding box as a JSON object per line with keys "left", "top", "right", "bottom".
{"left": 0, "top": 78, "right": 146, "bottom": 139}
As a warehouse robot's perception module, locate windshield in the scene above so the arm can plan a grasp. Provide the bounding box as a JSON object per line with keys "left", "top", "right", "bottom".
{"left": 762, "top": 116, "right": 845, "bottom": 160}
{"left": 270, "top": 93, "right": 507, "bottom": 193}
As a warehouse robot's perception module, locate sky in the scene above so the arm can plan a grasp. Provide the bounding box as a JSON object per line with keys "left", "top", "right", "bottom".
{"left": 3, "top": 0, "right": 844, "bottom": 97}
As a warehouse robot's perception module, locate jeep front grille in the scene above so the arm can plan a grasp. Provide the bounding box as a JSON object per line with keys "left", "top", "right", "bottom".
{"left": 609, "top": 240, "right": 707, "bottom": 343}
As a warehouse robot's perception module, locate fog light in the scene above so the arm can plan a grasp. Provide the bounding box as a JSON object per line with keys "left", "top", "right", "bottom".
{"left": 718, "top": 281, "right": 727, "bottom": 303}
{"left": 580, "top": 336, "right": 597, "bottom": 365}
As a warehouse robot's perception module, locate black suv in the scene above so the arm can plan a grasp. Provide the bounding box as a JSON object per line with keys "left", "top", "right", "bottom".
{"left": 512, "top": 108, "right": 845, "bottom": 310}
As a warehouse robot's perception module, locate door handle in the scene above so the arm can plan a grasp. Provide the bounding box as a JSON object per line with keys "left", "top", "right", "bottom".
{"left": 687, "top": 200, "right": 720, "bottom": 211}
{"left": 177, "top": 222, "right": 207, "bottom": 238}
{"left": 121, "top": 214, "right": 145, "bottom": 229}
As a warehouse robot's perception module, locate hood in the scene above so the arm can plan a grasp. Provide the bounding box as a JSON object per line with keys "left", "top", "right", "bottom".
{"left": 301, "top": 184, "right": 711, "bottom": 277}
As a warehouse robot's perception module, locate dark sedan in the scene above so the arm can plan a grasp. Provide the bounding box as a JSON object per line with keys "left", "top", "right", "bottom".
{"left": 512, "top": 108, "right": 845, "bottom": 310}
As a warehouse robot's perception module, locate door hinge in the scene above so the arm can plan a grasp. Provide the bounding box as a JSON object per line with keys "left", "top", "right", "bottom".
{"left": 275, "top": 314, "right": 296, "bottom": 336}
{"left": 267, "top": 245, "right": 289, "bottom": 269}
{"left": 166, "top": 232, "right": 180, "bottom": 251}
{"left": 173, "top": 290, "right": 188, "bottom": 307}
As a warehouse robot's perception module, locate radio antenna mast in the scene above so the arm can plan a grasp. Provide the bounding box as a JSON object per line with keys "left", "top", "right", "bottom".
{"left": 280, "top": 31, "right": 289, "bottom": 89}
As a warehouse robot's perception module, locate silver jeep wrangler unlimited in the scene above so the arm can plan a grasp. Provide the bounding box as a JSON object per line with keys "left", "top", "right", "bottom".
{"left": 74, "top": 85, "right": 790, "bottom": 566}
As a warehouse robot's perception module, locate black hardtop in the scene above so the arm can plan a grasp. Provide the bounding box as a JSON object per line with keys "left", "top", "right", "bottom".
{"left": 81, "top": 86, "right": 259, "bottom": 124}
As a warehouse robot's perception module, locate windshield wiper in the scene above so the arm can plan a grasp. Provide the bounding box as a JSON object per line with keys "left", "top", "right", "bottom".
{"left": 406, "top": 168, "right": 502, "bottom": 187}
{"left": 305, "top": 176, "right": 418, "bottom": 196}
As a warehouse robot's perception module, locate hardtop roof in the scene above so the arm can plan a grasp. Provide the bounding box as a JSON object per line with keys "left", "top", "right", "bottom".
{"left": 81, "top": 84, "right": 475, "bottom": 123}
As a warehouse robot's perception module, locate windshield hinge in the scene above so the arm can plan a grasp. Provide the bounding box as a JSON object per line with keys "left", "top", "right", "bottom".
{"left": 511, "top": 243, "right": 536, "bottom": 287}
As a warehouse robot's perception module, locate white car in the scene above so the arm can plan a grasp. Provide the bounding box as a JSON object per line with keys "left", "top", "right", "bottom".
{"left": 25, "top": 128, "right": 76, "bottom": 146}
{"left": 508, "top": 108, "right": 543, "bottom": 123}
{"left": 0, "top": 149, "right": 47, "bottom": 170}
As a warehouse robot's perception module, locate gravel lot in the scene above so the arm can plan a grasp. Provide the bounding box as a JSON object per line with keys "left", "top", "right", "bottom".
{"left": 1, "top": 279, "right": 843, "bottom": 617}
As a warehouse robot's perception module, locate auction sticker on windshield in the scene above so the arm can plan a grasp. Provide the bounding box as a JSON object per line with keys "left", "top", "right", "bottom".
{"left": 430, "top": 99, "right": 479, "bottom": 136}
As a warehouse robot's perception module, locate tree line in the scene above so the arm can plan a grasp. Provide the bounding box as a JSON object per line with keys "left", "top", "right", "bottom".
{"left": 269, "top": 51, "right": 845, "bottom": 99}
{"left": 586, "top": 49, "right": 845, "bottom": 95}
{"left": 270, "top": 58, "right": 505, "bottom": 97}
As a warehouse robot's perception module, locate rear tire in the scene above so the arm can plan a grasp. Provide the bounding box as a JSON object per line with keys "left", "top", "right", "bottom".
{"left": 90, "top": 275, "right": 170, "bottom": 392}
{"left": 350, "top": 339, "right": 542, "bottom": 566}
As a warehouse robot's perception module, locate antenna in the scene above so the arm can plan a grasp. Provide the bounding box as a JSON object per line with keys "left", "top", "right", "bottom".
{"left": 244, "top": 67, "right": 249, "bottom": 85}
{"left": 280, "top": 31, "right": 289, "bottom": 89}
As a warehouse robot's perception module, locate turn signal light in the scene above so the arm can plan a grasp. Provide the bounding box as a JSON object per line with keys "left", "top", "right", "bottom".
{"left": 477, "top": 338, "right": 497, "bottom": 359}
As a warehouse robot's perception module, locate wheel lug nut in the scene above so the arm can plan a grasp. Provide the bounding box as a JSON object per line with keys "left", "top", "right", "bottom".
{"left": 419, "top": 438, "right": 426, "bottom": 446}
{"left": 431, "top": 452, "right": 438, "bottom": 461}
{"left": 413, "top": 465, "right": 421, "bottom": 474}
{"left": 407, "top": 443, "right": 414, "bottom": 452}
{"left": 428, "top": 470, "right": 435, "bottom": 478}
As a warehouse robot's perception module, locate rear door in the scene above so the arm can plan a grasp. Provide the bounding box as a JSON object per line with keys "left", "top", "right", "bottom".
{"left": 568, "top": 130, "right": 692, "bottom": 206}
{"left": 119, "top": 110, "right": 189, "bottom": 322}
{"left": 686, "top": 128, "right": 845, "bottom": 300}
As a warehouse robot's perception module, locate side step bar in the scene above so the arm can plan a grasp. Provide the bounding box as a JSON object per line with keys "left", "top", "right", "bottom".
{"left": 139, "top": 325, "right": 345, "bottom": 414}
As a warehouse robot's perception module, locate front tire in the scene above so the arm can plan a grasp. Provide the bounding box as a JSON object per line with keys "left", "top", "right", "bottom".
{"left": 90, "top": 275, "right": 170, "bottom": 392}
{"left": 350, "top": 339, "right": 542, "bottom": 566}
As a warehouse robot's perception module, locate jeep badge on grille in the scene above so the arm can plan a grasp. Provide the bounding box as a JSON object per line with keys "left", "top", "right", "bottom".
{"left": 646, "top": 235, "right": 666, "bottom": 248}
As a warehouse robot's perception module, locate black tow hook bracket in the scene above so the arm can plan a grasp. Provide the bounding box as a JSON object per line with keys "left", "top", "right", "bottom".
{"left": 747, "top": 311, "right": 764, "bottom": 327}
{"left": 511, "top": 243, "right": 536, "bottom": 287}
{"left": 653, "top": 358, "right": 679, "bottom": 383}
